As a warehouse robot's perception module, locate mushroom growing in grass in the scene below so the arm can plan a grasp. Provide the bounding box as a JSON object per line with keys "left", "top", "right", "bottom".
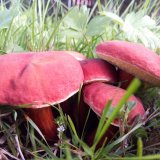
{"left": 80, "top": 58, "right": 117, "bottom": 84}
{"left": 0, "top": 51, "right": 84, "bottom": 141}
{"left": 72, "top": 58, "right": 118, "bottom": 135}
{"left": 83, "top": 82, "right": 145, "bottom": 146}
{"left": 96, "top": 40, "right": 160, "bottom": 86}
{"left": 64, "top": 51, "right": 86, "bottom": 61}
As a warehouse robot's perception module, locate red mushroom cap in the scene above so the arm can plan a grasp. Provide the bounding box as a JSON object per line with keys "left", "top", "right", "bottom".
{"left": 96, "top": 40, "right": 160, "bottom": 86}
{"left": 64, "top": 51, "right": 86, "bottom": 61}
{"left": 0, "top": 51, "right": 84, "bottom": 108}
{"left": 80, "top": 58, "right": 117, "bottom": 84}
{"left": 83, "top": 82, "right": 145, "bottom": 126}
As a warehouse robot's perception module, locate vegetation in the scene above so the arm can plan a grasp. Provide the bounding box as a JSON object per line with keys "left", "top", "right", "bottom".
{"left": 0, "top": 0, "right": 160, "bottom": 159}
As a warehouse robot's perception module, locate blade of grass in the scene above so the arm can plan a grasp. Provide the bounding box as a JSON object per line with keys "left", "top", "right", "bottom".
{"left": 31, "top": 0, "right": 36, "bottom": 49}
{"left": 25, "top": 114, "right": 47, "bottom": 144}
{"left": 67, "top": 115, "right": 79, "bottom": 141}
{"left": 67, "top": 115, "right": 93, "bottom": 157}
{"left": 105, "top": 123, "right": 143, "bottom": 152}
{"left": 3, "top": 18, "right": 14, "bottom": 51}
{"left": 46, "top": 8, "right": 72, "bottom": 49}
{"left": 113, "top": 154, "right": 160, "bottom": 160}
{"left": 34, "top": 136, "right": 59, "bottom": 159}
{"left": 143, "top": 0, "right": 151, "bottom": 14}
{"left": 94, "top": 100, "right": 112, "bottom": 142}
{"left": 64, "top": 144, "right": 72, "bottom": 160}
{"left": 97, "top": 0, "right": 103, "bottom": 12}
{"left": 137, "top": 137, "right": 143, "bottom": 157}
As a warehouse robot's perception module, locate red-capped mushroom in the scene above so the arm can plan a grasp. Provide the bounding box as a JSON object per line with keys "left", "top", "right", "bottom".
{"left": 0, "top": 51, "right": 84, "bottom": 141}
{"left": 72, "top": 58, "right": 118, "bottom": 135}
{"left": 83, "top": 82, "right": 145, "bottom": 145}
{"left": 80, "top": 58, "right": 117, "bottom": 84}
{"left": 64, "top": 51, "right": 86, "bottom": 61}
{"left": 96, "top": 40, "right": 160, "bottom": 86}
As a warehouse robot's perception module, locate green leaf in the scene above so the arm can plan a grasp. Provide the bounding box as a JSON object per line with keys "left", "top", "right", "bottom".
{"left": 62, "top": 6, "right": 89, "bottom": 32}
{"left": 86, "top": 16, "right": 110, "bottom": 36}
{"left": 0, "top": 9, "right": 17, "bottom": 29}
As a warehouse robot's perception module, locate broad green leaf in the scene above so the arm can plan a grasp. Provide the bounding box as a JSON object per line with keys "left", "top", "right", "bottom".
{"left": 121, "top": 11, "right": 160, "bottom": 49}
{"left": 86, "top": 16, "right": 110, "bottom": 36}
{"left": 62, "top": 6, "right": 89, "bottom": 32}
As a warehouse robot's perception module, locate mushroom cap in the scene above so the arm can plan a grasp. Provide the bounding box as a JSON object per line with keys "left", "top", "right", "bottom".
{"left": 96, "top": 40, "right": 160, "bottom": 86}
{"left": 83, "top": 82, "right": 145, "bottom": 126}
{"left": 63, "top": 51, "right": 86, "bottom": 61}
{"left": 80, "top": 58, "right": 117, "bottom": 84}
{"left": 0, "top": 51, "right": 84, "bottom": 108}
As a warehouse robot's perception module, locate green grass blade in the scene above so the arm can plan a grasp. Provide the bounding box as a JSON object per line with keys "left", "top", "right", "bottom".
{"left": 97, "top": 0, "right": 103, "bottom": 12}
{"left": 46, "top": 9, "right": 71, "bottom": 49}
{"left": 105, "top": 123, "right": 143, "bottom": 152}
{"left": 143, "top": 0, "right": 151, "bottom": 13}
{"left": 94, "top": 100, "right": 112, "bottom": 142}
{"left": 113, "top": 154, "right": 160, "bottom": 160}
{"left": 64, "top": 144, "right": 72, "bottom": 160}
{"left": 34, "top": 136, "right": 59, "bottom": 159}
{"left": 137, "top": 137, "right": 143, "bottom": 157}
{"left": 31, "top": 0, "right": 36, "bottom": 48}
{"left": 25, "top": 114, "right": 47, "bottom": 144}
{"left": 67, "top": 115, "right": 79, "bottom": 141}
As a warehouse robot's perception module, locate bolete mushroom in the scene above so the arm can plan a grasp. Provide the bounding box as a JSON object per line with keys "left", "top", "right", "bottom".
{"left": 72, "top": 58, "right": 118, "bottom": 135}
{"left": 96, "top": 40, "right": 160, "bottom": 86}
{"left": 80, "top": 58, "right": 117, "bottom": 84}
{"left": 64, "top": 51, "right": 86, "bottom": 61}
{"left": 0, "top": 51, "right": 84, "bottom": 141}
{"left": 83, "top": 82, "right": 145, "bottom": 146}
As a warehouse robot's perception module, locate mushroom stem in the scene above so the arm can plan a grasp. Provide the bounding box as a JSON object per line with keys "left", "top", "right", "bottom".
{"left": 25, "top": 107, "right": 57, "bottom": 141}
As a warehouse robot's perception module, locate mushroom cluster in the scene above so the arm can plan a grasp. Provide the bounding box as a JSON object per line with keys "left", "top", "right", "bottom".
{"left": 0, "top": 40, "right": 159, "bottom": 146}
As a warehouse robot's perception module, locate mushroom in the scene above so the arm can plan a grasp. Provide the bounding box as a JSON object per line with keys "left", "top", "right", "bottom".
{"left": 63, "top": 51, "right": 86, "bottom": 61}
{"left": 0, "top": 51, "right": 84, "bottom": 141}
{"left": 83, "top": 82, "right": 145, "bottom": 146}
{"left": 72, "top": 58, "right": 118, "bottom": 136}
{"left": 96, "top": 40, "right": 160, "bottom": 86}
{"left": 80, "top": 58, "right": 117, "bottom": 84}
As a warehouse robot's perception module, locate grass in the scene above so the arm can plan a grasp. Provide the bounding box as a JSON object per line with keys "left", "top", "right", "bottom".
{"left": 0, "top": 0, "right": 160, "bottom": 159}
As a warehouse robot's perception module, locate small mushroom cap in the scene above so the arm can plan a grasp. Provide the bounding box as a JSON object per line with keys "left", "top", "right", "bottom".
{"left": 0, "top": 51, "right": 84, "bottom": 108}
{"left": 83, "top": 82, "right": 145, "bottom": 126}
{"left": 63, "top": 51, "right": 86, "bottom": 61}
{"left": 96, "top": 40, "right": 160, "bottom": 86}
{"left": 80, "top": 58, "right": 117, "bottom": 84}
